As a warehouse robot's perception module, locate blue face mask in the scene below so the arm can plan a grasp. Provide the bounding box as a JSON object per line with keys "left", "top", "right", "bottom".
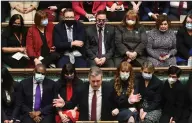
{"left": 142, "top": 72, "right": 152, "bottom": 80}
{"left": 186, "top": 23, "right": 192, "bottom": 30}
{"left": 34, "top": 73, "right": 45, "bottom": 83}
{"left": 41, "top": 19, "right": 48, "bottom": 26}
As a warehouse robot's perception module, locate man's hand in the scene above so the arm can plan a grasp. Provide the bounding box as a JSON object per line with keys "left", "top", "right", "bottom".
{"left": 94, "top": 57, "right": 102, "bottom": 65}
{"left": 15, "top": 6, "right": 25, "bottom": 14}
{"left": 67, "top": 107, "right": 78, "bottom": 118}
{"left": 24, "top": 6, "right": 35, "bottom": 14}
{"left": 110, "top": 3, "right": 117, "bottom": 12}
{"left": 151, "top": 13, "right": 159, "bottom": 20}
{"left": 33, "top": 116, "right": 42, "bottom": 123}
{"left": 85, "top": 13, "right": 94, "bottom": 19}
{"left": 48, "top": 6, "right": 57, "bottom": 10}
{"left": 72, "top": 40, "right": 84, "bottom": 47}
{"left": 53, "top": 94, "right": 65, "bottom": 108}
{"left": 112, "top": 108, "right": 119, "bottom": 116}
{"left": 169, "top": 117, "right": 176, "bottom": 123}
{"left": 29, "top": 111, "right": 36, "bottom": 119}
{"left": 99, "top": 57, "right": 106, "bottom": 65}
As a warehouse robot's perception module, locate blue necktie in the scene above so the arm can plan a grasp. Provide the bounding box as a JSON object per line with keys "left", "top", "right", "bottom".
{"left": 34, "top": 83, "right": 41, "bottom": 111}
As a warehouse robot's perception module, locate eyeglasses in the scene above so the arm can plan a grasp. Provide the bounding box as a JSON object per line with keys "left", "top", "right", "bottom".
{"left": 36, "top": 72, "right": 45, "bottom": 75}
{"left": 64, "top": 16, "right": 75, "bottom": 20}
{"left": 96, "top": 19, "right": 107, "bottom": 22}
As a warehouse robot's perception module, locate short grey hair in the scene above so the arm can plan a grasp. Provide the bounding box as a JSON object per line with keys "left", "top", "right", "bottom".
{"left": 141, "top": 61, "right": 155, "bottom": 72}
{"left": 88, "top": 66, "right": 103, "bottom": 77}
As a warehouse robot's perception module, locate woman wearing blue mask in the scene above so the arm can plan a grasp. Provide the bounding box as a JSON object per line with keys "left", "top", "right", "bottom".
{"left": 55, "top": 63, "right": 83, "bottom": 123}
{"left": 135, "top": 61, "right": 163, "bottom": 123}
{"left": 176, "top": 13, "right": 192, "bottom": 65}
{"left": 160, "top": 66, "right": 188, "bottom": 123}
{"left": 110, "top": 61, "right": 141, "bottom": 123}
{"left": 26, "top": 10, "right": 60, "bottom": 68}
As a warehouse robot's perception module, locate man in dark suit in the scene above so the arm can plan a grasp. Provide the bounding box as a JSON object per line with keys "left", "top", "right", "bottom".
{"left": 85, "top": 10, "right": 115, "bottom": 67}
{"left": 140, "top": 1, "right": 170, "bottom": 21}
{"left": 53, "top": 8, "right": 87, "bottom": 68}
{"left": 18, "top": 64, "right": 56, "bottom": 123}
{"left": 53, "top": 66, "right": 114, "bottom": 121}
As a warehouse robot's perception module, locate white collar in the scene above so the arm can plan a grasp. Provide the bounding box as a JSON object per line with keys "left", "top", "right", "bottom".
{"left": 89, "top": 84, "right": 102, "bottom": 93}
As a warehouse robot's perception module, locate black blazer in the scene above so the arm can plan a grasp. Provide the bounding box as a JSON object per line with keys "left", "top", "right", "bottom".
{"left": 85, "top": 25, "right": 115, "bottom": 60}
{"left": 176, "top": 27, "right": 192, "bottom": 60}
{"left": 18, "top": 77, "right": 56, "bottom": 116}
{"left": 53, "top": 20, "right": 86, "bottom": 57}
{"left": 161, "top": 80, "right": 185, "bottom": 122}
{"left": 64, "top": 82, "right": 114, "bottom": 121}
{"left": 1, "top": 82, "right": 20, "bottom": 121}
{"left": 134, "top": 74, "right": 163, "bottom": 112}
{"left": 55, "top": 77, "right": 83, "bottom": 110}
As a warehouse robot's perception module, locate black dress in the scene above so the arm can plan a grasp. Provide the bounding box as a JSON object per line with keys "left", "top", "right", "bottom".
{"left": 1, "top": 82, "right": 20, "bottom": 122}
{"left": 1, "top": 26, "right": 29, "bottom": 68}
{"left": 160, "top": 80, "right": 186, "bottom": 123}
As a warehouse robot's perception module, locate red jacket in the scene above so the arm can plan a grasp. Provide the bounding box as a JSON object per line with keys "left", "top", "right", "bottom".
{"left": 72, "top": 1, "right": 106, "bottom": 20}
{"left": 26, "top": 22, "right": 54, "bottom": 58}
{"left": 106, "top": 1, "right": 128, "bottom": 8}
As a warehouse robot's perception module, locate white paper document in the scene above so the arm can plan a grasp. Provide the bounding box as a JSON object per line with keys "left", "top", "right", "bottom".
{"left": 106, "top": 4, "right": 125, "bottom": 11}
{"left": 12, "top": 52, "right": 29, "bottom": 60}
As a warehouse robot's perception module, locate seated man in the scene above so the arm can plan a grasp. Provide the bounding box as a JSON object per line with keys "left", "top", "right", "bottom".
{"left": 53, "top": 8, "right": 87, "bottom": 68}
{"left": 18, "top": 64, "right": 57, "bottom": 123}
{"left": 85, "top": 10, "right": 115, "bottom": 67}
{"left": 53, "top": 66, "right": 114, "bottom": 121}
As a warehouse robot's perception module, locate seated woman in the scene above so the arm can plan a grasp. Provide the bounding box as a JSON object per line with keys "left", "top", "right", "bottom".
{"left": 114, "top": 10, "right": 147, "bottom": 67}
{"left": 160, "top": 66, "right": 187, "bottom": 123}
{"left": 26, "top": 10, "right": 60, "bottom": 68}
{"left": 176, "top": 13, "right": 192, "bottom": 65}
{"left": 146, "top": 15, "right": 177, "bottom": 67}
{"left": 1, "top": 67, "right": 20, "bottom": 123}
{"left": 2, "top": 14, "right": 29, "bottom": 68}
{"left": 9, "top": 1, "right": 39, "bottom": 22}
{"left": 72, "top": 1, "right": 106, "bottom": 21}
{"left": 110, "top": 61, "right": 141, "bottom": 123}
{"left": 135, "top": 61, "right": 163, "bottom": 123}
{"left": 55, "top": 63, "right": 83, "bottom": 123}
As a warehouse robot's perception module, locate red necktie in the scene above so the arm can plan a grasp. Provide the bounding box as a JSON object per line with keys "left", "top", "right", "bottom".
{"left": 66, "top": 84, "right": 73, "bottom": 101}
{"left": 91, "top": 90, "right": 97, "bottom": 121}
{"left": 98, "top": 28, "right": 102, "bottom": 58}
{"left": 178, "top": 1, "right": 184, "bottom": 15}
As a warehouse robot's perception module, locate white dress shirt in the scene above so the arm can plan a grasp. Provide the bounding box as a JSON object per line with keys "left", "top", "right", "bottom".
{"left": 32, "top": 77, "right": 43, "bottom": 110}
{"left": 88, "top": 85, "right": 102, "bottom": 121}
{"left": 96, "top": 26, "right": 106, "bottom": 55}
{"left": 5, "top": 90, "right": 11, "bottom": 103}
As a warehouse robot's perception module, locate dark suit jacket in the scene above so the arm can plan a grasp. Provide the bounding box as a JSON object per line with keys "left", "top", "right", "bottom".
{"left": 161, "top": 80, "right": 185, "bottom": 122}
{"left": 64, "top": 82, "right": 114, "bottom": 121}
{"left": 18, "top": 77, "right": 56, "bottom": 117}
{"left": 55, "top": 77, "right": 83, "bottom": 110}
{"left": 134, "top": 74, "right": 163, "bottom": 112}
{"left": 1, "top": 82, "right": 20, "bottom": 121}
{"left": 53, "top": 21, "right": 86, "bottom": 57}
{"left": 26, "top": 23, "right": 54, "bottom": 58}
{"left": 85, "top": 25, "right": 115, "bottom": 60}
{"left": 188, "top": 72, "right": 192, "bottom": 123}
{"left": 141, "top": 1, "right": 169, "bottom": 15}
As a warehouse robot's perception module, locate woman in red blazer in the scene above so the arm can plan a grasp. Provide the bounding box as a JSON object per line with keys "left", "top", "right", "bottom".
{"left": 72, "top": 1, "right": 106, "bottom": 21}
{"left": 26, "top": 10, "right": 60, "bottom": 67}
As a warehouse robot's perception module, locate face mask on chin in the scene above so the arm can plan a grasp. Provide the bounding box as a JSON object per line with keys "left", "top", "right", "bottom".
{"left": 64, "top": 20, "right": 76, "bottom": 27}
{"left": 120, "top": 72, "right": 130, "bottom": 81}
{"left": 168, "top": 77, "right": 177, "bottom": 85}
{"left": 159, "top": 27, "right": 168, "bottom": 32}
{"left": 34, "top": 73, "right": 45, "bottom": 83}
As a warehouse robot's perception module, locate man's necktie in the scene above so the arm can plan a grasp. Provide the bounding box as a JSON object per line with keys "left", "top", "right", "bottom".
{"left": 91, "top": 90, "right": 97, "bottom": 121}
{"left": 178, "top": 1, "right": 184, "bottom": 15}
{"left": 98, "top": 28, "right": 102, "bottom": 58}
{"left": 34, "top": 83, "right": 41, "bottom": 111}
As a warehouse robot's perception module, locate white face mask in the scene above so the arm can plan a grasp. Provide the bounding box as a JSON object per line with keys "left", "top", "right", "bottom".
{"left": 142, "top": 72, "right": 152, "bottom": 80}
{"left": 126, "top": 20, "right": 136, "bottom": 25}
{"left": 168, "top": 77, "right": 177, "bottom": 85}
{"left": 34, "top": 73, "right": 45, "bottom": 83}
{"left": 120, "top": 72, "right": 130, "bottom": 81}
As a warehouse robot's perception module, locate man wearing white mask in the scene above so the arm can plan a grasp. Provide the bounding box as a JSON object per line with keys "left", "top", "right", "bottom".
{"left": 160, "top": 66, "right": 187, "bottom": 123}
{"left": 18, "top": 64, "right": 57, "bottom": 123}
{"left": 114, "top": 10, "right": 147, "bottom": 67}
{"left": 135, "top": 61, "right": 163, "bottom": 123}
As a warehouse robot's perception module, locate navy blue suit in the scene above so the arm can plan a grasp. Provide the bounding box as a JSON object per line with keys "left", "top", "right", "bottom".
{"left": 140, "top": 2, "right": 169, "bottom": 21}
{"left": 53, "top": 20, "right": 87, "bottom": 68}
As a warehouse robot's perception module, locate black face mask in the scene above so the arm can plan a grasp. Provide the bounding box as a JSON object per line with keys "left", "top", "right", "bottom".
{"left": 64, "top": 20, "right": 76, "bottom": 27}
{"left": 12, "top": 25, "right": 22, "bottom": 33}
{"left": 65, "top": 74, "right": 74, "bottom": 81}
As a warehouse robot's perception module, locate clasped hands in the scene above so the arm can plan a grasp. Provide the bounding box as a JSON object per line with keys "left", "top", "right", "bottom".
{"left": 159, "top": 54, "right": 170, "bottom": 61}
{"left": 29, "top": 111, "right": 42, "bottom": 123}
{"left": 94, "top": 57, "right": 106, "bottom": 66}
{"left": 126, "top": 51, "right": 137, "bottom": 62}
{"left": 15, "top": 5, "right": 35, "bottom": 14}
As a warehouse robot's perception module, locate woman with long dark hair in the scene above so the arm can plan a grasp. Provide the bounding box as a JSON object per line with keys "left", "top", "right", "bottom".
{"left": 2, "top": 14, "right": 29, "bottom": 68}
{"left": 55, "top": 63, "right": 83, "bottom": 123}
{"left": 110, "top": 61, "right": 141, "bottom": 123}
{"left": 1, "top": 67, "right": 20, "bottom": 123}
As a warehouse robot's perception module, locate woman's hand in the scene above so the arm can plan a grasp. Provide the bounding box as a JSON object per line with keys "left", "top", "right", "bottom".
{"left": 24, "top": 6, "right": 35, "bottom": 14}
{"left": 111, "top": 108, "right": 119, "bottom": 116}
